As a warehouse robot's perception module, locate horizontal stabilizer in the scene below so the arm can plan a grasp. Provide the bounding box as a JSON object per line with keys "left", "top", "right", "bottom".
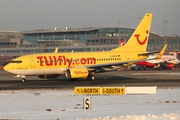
{"left": 138, "top": 44, "right": 167, "bottom": 59}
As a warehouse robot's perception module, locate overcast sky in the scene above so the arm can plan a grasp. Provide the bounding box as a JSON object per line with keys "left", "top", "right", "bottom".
{"left": 0, "top": 0, "right": 179, "bottom": 36}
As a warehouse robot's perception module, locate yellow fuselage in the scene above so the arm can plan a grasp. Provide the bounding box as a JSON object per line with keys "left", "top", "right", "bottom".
{"left": 4, "top": 51, "right": 147, "bottom": 76}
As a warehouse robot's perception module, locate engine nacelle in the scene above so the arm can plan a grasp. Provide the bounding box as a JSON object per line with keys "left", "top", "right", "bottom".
{"left": 65, "top": 68, "right": 89, "bottom": 79}
{"left": 38, "top": 75, "right": 59, "bottom": 79}
{"left": 166, "top": 63, "right": 174, "bottom": 69}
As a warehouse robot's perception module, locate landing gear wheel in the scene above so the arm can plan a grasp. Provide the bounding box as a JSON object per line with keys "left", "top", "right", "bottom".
{"left": 22, "top": 78, "right": 26, "bottom": 83}
{"left": 87, "top": 75, "right": 96, "bottom": 81}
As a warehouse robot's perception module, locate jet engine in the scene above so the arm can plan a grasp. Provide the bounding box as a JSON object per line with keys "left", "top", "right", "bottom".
{"left": 38, "top": 75, "right": 59, "bottom": 79}
{"left": 65, "top": 68, "right": 89, "bottom": 79}
{"left": 165, "top": 63, "right": 174, "bottom": 69}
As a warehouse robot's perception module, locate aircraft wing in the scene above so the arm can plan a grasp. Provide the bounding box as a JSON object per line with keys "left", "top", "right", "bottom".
{"left": 80, "top": 59, "right": 141, "bottom": 72}
{"left": 86, "top": 60, "right": 141, "bottom": 68}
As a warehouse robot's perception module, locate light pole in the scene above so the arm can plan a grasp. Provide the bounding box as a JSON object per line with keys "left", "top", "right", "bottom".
{"left": 163, "top": 18, "right": 168, "bottom": 44}
{"left": 118, "top": 20, "right": 122, "bottom": 45}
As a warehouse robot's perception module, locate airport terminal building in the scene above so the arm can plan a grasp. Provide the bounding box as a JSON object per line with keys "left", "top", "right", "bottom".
{"left": 0, "top": 27, "right": 180, "bottom": 56}
{"left": 0, "top": 30, "right": 23, "bottom": 48}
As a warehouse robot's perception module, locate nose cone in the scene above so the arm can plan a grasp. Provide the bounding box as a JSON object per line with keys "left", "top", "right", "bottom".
{"left": 3, "top": 64, "right": 11, "bottom": 72}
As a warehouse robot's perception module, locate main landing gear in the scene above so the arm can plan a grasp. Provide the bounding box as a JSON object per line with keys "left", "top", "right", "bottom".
{"left": 87, "top": 72, "right": 96, "bottom": 81}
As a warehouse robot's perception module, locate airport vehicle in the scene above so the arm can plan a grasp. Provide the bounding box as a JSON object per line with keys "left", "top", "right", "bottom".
{"left": 3, "top": 13, "right": 166, "bottom": 82}
{"left": 136, "top": 54, "right": 179, "bottom": 70}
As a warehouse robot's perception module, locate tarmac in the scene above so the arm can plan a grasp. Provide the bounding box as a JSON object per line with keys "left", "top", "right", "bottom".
{"left": 0, "top": 69, "right": 180, "bottom": 90}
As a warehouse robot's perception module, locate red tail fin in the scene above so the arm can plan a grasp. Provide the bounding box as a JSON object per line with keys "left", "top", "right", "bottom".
{"left": 120, "top": 39, "right": 125, "bottom": 46}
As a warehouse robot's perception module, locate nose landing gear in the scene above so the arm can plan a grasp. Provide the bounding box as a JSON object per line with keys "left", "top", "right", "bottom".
{"left": 14, "top": 75, "right": 27, "bottom": 83}
{"left": 22, "top": 78, "right": 26, "bottom": 83}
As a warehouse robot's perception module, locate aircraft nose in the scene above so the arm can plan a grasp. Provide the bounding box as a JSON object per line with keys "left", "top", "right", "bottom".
{"left": 3, "top": 64, "right": 11, "bottom": 72}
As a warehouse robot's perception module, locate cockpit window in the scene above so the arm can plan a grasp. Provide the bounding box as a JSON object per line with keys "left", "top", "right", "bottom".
{"left": 11, "top": 60, "right": 22, "bottom": 63}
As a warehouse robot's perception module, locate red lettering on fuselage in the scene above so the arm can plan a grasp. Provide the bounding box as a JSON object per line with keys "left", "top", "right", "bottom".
{"left": 37, "top": 56, "right": 43, "bottom": 66}
{"left": 44, "top": 56, "right": 53, "bottom": 66}
{"left": 53, "top": 56, "right": 57, "bottom": 66}
{"left": 36, "top": 55, "right": 96, "bottom": 67}
{"left": 75, "top": 59, "right": 80, "bottom": 65}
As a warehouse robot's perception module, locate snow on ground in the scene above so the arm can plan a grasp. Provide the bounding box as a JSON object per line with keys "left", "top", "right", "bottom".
{"left": 0, "top": 87, "right": 180, "bottom": 120}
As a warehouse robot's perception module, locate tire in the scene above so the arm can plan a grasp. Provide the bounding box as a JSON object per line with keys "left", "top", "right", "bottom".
{"left": 87, "top": 75, "right": 96, "bottom": 81}
{"left": 22, "top": 78, "right": 26, "bottom": 83}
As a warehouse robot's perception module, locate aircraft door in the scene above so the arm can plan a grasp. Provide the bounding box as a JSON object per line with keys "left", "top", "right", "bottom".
{"left": 29, "top": 57, "right": 36, "bottom": 68}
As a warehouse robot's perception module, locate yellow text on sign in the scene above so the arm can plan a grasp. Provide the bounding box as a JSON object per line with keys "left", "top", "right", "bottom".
{"left": 102, "top": 87, "right": 126, "bottom": 95}
{"left": 74, "top": 87, "right": 101, "bottom": 95}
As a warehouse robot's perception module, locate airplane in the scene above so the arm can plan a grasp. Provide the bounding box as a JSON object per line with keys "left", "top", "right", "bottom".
{"left": 3, "top": 13, "right": 166, "bottom": 82}
{"left": 136, "top": 54, "right": 180, "bottom": 70}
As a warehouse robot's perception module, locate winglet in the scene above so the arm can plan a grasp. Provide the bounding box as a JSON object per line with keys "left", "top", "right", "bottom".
{"left": 54, "top": 47, "right": 58, "bottom": 53}
{"left": 156, "top": 44, "right": 167, "bottom": 59}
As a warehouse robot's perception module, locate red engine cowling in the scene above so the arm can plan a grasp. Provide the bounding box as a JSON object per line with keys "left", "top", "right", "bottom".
{"left": 166, "top": 63, "right": 174, "bottom": 69}
{"left": 65, "top": 68, "right": 89, "bottom": 79}
{"left": 38, "top": 75, "right": 59, "bottom": 79}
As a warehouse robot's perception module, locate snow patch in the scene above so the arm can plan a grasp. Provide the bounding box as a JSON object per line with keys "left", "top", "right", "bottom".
{"left": 0, "top": 88, "right": 179, "bottom": 119}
